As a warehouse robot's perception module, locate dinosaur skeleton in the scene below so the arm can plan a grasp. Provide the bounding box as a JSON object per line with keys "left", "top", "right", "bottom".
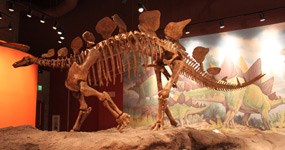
{"left": 13, "top": 10, "right": 264, "bottom": 131}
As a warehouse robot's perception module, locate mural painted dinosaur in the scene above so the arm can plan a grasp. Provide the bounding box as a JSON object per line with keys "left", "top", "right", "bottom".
{"left": 168, "top": 95, "right": 209, "bottom": 127}
{"left": 13, "top": 10, "right": 264, "bottom": 132}
{"left": 185, "top": 82, "right": 285, "bottom": 130}
{"left": 184, "top": 59, "right": 285, "bottom": 130}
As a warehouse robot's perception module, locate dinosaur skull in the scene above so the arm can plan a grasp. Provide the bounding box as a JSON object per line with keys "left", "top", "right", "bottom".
{"left": 13, "top": 56, "right": 33, "bottom": 68}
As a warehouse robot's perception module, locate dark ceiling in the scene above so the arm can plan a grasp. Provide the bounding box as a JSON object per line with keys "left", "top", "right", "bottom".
{"left": 14, "top": 0, "right": 65, "bottom": 9}
{"left": 3, "top": 0, "right": 285, "bottom": 57}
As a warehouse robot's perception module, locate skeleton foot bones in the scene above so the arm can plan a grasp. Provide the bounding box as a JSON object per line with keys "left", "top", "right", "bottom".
{"left": 99, "top": 91, "right": 130, "bottom": 131}
{"left": 70, "top": 81, "right": 130, "bottom": 132}
{"left": 13, "top": 10, "right": 264, "bottom": 132}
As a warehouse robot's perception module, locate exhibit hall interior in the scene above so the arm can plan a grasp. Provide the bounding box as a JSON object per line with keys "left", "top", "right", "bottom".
{"left": 1, "top": 0, "right": 285, "bottom": 149}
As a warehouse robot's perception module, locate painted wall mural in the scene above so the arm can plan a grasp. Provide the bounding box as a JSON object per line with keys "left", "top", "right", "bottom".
{"left": 123, "top": 22, "right": 285, "bottom": 130}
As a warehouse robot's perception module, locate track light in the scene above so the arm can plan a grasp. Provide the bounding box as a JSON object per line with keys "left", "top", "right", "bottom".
{"left": 138, "top": 3, "right": 144, "bottom": 13}
{"left": 60, "top": 36, "right": 65, "bottom": 40}
{"left": 8, "top": 24, "right": 12, "bottom": 31}
{"left": 259, "top": 12, "right": 265, "bottom": 22}
{"left": 0, "top": 12, "right": 2, "bottom": 20}
{"left": 138, "top": 1, "right": 146, "bottom": 13}
{"left": 58, "top": 40, "right": 62, "bottom": 44}
{"left": 219, "top": 20, "right": 225, "bottom": 29}
{"left": 27, "top": 9, "right": 32, "bottom": 18}
{"left": 52, "top": 21, "right": 58, "bottom": 30}
{"left": 40, "top": 15, "right": 46, "bottom": 23}
{"left": 8, "top": 3, "right": 14, "bottom": 12}
{"left": 185, "top": 25, "right": 190, "bottom": 34}
{"left": 57, "top": 27, "right": 63, "bottom": 35}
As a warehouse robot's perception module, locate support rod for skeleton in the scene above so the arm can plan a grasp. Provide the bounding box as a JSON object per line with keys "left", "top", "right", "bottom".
{"left": 151, "top": 60, "right": 183, "bottom": 130}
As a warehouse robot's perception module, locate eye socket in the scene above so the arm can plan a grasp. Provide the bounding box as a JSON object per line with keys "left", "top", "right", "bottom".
{"left": 24, "top": 56, "right": 31, "bottom": 60}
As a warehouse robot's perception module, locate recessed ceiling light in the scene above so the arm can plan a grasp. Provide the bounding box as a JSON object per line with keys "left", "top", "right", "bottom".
{"left": 52, "top": 21, "right": 58, "bottom": 30}
{"left": 40, "top": 15, "right": 46, "bottom": 24}
{"left": 219, "top": 20, "right": 225, "bottom": 29}
{"left": 8, "top": 3, "right": 14, "bottom": 12}
{"left": 27, "top": 9, "right": 32, "bottom": 18}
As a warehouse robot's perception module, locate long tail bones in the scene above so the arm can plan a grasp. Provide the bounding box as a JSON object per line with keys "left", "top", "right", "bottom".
{"left": 13, "top": 10, "right": 264, "bottom": 132}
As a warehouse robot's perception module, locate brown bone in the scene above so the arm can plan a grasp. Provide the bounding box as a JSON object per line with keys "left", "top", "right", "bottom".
{"left": 112, "top": 14, "right": 127, "bottom": 33}
{"left": 138, "top": 10, "right": 161, "bottom": 37}
{"left": 14, "top": 10, "right": 266, "bottom": 132}
{"left": 71, "top": 37, "right": 83, "bottom": 55}
{"left": 164, "top": 19, "right": 191, "bottom": 40}
{"left": 57, "top": 47, "right": 68, "bottom": 58}
{"left": 82, "top": 31, "right": 95, "bottom": 48}
{"left": 207, "top": 67, "right": 221, "bottom": 75}
{"left": 41, "top": 48, "right": 55, "bottom": 58}
{"left": 192, "top": 46, "right": 209, "bottom": 64}
{"left": 221, "top": 76, "right": 228, "bottom": 82}
{"left": 95, "top": 17, "right": 117, "bottom": 39}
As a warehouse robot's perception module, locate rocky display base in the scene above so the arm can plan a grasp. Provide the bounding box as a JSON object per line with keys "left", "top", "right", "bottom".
{"left": 1, "top": 125, "right": 285, "bottom": 150}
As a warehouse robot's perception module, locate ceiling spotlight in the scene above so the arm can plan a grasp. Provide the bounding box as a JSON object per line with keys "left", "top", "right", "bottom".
{"left": 60, "top": 36, "right": 65, "bottom": 40}
{"left": 259, "top": 12, "right": 265, "bottom": 22}
{"left": 40, "top": 15, "right": 46, "bottom": 24}
{"left": 58, "top": 40, "right": 62, "bottom": 44}
{"left": 27, "top": 9, "right": 32, "bottom": 18}
{"left": 219, "top": 20, "right": 225, "bottom": 29}
{"left": 8, "top": 23, "right": 12, "bottom": 31}
{"left": 52, "top": 21, "right": 58, "bottom": 30}
{"left": 0, "top": 12, "right": 2, "bottom": 20}
{"left": 57, "top": 27, "right": 63, "bottom": 35}
{"left": 8, "top": 3, "right": 14, "bottom": 12}
{"left": 138, "top": 1, "right": 146, "bottom": 13}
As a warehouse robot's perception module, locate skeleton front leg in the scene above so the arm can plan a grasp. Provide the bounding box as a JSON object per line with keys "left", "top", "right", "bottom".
{"left": 79, "top": 81, "right": 130, "bottom": 131}
{"left": 71, "top": 93, "right": 92, "bottom": 132}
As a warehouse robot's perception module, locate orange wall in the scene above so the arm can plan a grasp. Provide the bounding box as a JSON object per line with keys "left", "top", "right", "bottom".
{"left": 0, "top": 45, "right": 37, "bottom": 128}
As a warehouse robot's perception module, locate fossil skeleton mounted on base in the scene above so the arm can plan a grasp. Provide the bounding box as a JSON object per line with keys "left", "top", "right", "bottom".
{"left": 13, "top": 10, "right": 264, "bottom": 132}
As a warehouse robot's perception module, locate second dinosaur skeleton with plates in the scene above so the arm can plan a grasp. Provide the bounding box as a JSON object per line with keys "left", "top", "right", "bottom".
{"left": 13, "top": 10, "right": 264, "bottom": 132}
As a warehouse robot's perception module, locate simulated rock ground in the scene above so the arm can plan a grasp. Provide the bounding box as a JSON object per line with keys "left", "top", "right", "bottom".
{"left": 1, "top": 125, "right": 285, "bottom": 150}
